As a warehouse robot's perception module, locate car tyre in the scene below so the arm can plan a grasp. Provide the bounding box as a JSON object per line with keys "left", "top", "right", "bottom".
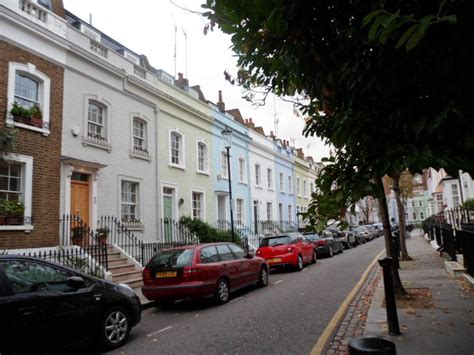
{"left": 311, "top": 250, "right": 317, "bottom": 264}
{"left": 340, "top": 243, "right": 344, "bottom": 253}
{"left": 215, "top": 278, "right": 230, "bottom": 304}
{"left": 99, "top": 306, "right": 131, "bottom": 350}
{"left": 296, "top": 255, "right": 304, "bottom": 271}
{"left": 258, "top": 266, "right": 269, "bottom": 287}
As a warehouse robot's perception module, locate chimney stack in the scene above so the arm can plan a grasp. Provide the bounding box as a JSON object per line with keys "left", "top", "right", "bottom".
{"left": 217, "top": 90, "right": 225, "bottom": 112}
{"left": 174, "top": 72, "right": 189, "bottom": 90}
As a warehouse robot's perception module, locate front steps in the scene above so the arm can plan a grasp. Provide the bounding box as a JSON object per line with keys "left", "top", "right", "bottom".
{"left": 105, "top": 245, "right": 146, "bottom": 302}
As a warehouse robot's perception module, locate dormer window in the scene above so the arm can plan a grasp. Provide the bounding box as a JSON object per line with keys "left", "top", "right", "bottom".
{"left": 38, "top": 0, "right": 52, "bottom": 10}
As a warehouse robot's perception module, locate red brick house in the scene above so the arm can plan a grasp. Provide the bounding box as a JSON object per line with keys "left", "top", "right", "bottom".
{"left": 0, "top": 0, "right": 66, "bottom": 249}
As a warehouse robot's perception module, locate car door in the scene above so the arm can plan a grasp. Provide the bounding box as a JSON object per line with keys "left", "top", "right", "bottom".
{"left": 228, "top": 243, "right": 257, "bottom": 285}
{"left": 198, "top": 246, "right": 221, "bottom": 293}
{"left": 0, "top": 258, "right": 98, "bottom": 352}
{"left": 216, "top": 244, "right": 243, "bottom": 289}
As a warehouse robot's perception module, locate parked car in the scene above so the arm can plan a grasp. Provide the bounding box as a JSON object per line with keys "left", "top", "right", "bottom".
{"left": 371, "top": 223, "right": 384, "bottom": 237}
{"left": 142, "top": 242, "right": 269, "bottom": 305}
{"left": 304, "top": 230, "right": 343, "bottom": 257}
{"left": 0, "top": 255, "right": 141, "bottom": 353}
{"left": 256, "top": 232, "right": 316, "bottom": 270}
{"left": 361, "top": 225, "right": 377, "bottom": 240}
{"left": 340, "top": 229, "right": 357, "bottom": 248}
{"left": 352, "top": 226, "right": 369, "bottom": 244}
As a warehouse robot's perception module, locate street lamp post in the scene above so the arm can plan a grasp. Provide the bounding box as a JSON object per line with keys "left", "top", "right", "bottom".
{"left": 221, "top": 126, "right": 235, "bottom": 243}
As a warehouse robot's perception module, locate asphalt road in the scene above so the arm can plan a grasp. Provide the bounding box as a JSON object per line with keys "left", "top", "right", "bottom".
{"left": 107, "top": 237, "right": 385, "bottom": 355}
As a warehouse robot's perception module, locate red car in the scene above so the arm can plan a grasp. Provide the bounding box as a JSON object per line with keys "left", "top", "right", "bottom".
{"left": 256, "top": 232, "right": 316, "bottom": 271}
{"left": 142, "top": 242, "right": 269, "bottom": 305}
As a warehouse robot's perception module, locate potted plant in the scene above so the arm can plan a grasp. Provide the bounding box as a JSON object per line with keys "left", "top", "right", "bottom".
{"left": 0, "top": 200, "right": 25, "bottom": 225}
{"left": 96, "top": 227, "right": 110, "bottom": 245}
{"left": 10, "top": 102, "right": 43, "bottom": 128}
{"left": 29, "top": 105, "right": 43, "bottom": 128}
{"left": 71, "top": 226, "right": 85, "bottom": 246}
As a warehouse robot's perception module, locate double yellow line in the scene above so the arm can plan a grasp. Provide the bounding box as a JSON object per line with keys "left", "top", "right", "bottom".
{"left": 310, "top": 248, "right": 386, "bottom": 355}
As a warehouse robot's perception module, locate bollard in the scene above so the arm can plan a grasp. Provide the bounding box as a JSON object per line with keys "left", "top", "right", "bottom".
{"left": 378, "top": 257, "right": 401, "bottom": 336}
{"left": 348, "top": 336, "right": 396, "bottom": 354}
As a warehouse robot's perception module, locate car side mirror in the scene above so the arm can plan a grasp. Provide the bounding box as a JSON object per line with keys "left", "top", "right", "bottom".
{"left": 67, "top": 276, "right": 85, "bottom": 289}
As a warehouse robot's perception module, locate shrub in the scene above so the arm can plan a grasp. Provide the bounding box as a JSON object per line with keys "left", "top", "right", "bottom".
{"left": 462, "top": 198, "right": 474, "bottom": 210}
{"left": 179, "top": 216, "right": 237, "bottom": 243}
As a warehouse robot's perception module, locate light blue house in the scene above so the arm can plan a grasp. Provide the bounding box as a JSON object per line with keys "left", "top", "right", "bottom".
{"left": 273, "top": 138, "right": 296, "bottom": 229}
{"left": 210, "top": 94, "right": 252, "bottom": 230}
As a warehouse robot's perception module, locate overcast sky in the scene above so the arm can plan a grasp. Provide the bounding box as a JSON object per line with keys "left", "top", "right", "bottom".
{"left": 63, "top": 0, "right": 330, "bottom": 161}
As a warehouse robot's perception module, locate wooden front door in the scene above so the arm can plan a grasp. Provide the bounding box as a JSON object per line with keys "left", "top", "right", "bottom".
{"left": 70, "top": 173, "right": 90, "bottom": 226}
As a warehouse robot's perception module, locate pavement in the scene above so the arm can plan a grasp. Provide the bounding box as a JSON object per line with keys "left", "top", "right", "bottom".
{"left": 325, "top": 230, "right": 474, "bottom": 355}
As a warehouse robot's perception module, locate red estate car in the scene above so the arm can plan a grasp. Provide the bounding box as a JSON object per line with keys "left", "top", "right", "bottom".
{"left": 256, "top": 232, "right": 317, "bottom": 271}
{"left": 142, "top": 242, "right": 269, "bottom": 305}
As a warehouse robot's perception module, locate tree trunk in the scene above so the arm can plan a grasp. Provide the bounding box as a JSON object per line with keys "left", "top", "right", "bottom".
{"left": 393, "top": 174, "right": 412, "bottom": 261}
{"left": 376, "top": 176, "right": 407, "bottom": 296}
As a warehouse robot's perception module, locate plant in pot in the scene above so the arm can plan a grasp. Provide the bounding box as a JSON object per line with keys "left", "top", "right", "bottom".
{"left": 71, "top": 226, "right": 85, "bottom": 246}
{"left": 0, "top": 200, "right": 25, "bottom": 225}
{"left": 96, "top": 227, "right": 110, "bottom": 245}
{"left": 10, "top": 102, "right": 32, "bottom": 125}
{"left": 29, "top": 105, "right": 43, "bottom": 128}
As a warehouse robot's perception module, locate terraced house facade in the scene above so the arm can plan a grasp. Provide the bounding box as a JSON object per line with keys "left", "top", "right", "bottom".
{"left": 0, "top": 0, "right": 322, "bottom": 254}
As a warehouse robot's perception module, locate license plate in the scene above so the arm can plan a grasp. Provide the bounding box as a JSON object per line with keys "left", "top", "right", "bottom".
{"left": 156, "top": 271, "right": 177, "bottom": 278}
{"left": 268, "top": 258, "right": 282, "bottom": 263}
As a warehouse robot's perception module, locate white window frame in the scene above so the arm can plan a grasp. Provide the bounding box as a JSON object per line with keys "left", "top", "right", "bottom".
{"left": 0, "top": 154, "right": 33, "bottom": 231}
{"left": 169, "top": 129, "right": 185, "bottom": 169}
{"left": 118, "top": 176, "right": 144, "bottom": 230}
{"left": 6, "top": 62, "right": 50, "bottom": 136}
{"left": 288, "top": 204, "right": 293, "bottom": 221}
{"left": 266, "top": 202, "right": 272, "bottom": 221}
{"left": 279, "top": 173, "right": 284, "bottom": 192}
{"left": 303, "top": 180, "right": 307, "bottom": 198}
{"left": 196, "top": 140, "right": 209, "bottom": 175}
{"left": 221, "top": 151, "right": 228, "bottom": 179}
{"left": 130, "top": 114, "right": 151, "bottom": 161}
{"left": 191, "top": 190, "right": 205, "bottom": 220}
{"left": 236, "top": 198, "right": 244, "bottom": 222}
{"left": 288, "top": 176, "right": 293, "bottom": 195}
{"left": 296, "top": 177, "right": 301, "bottom": 197}
{"left": 238, "top": 157, "right": 246, "bottom": 183}
{"left": 267, "top": 168, "right": 273, "bottom": 190}
{"left": 82, "top": 95, "right": 112, "bottom": 151}
{"left": 255, "top": 164, "right": 261, "bottom": 187}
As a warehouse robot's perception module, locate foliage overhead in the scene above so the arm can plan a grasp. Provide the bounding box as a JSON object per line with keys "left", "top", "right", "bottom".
{"left": 203, "top": 0, "right": 473, "bottom": 227}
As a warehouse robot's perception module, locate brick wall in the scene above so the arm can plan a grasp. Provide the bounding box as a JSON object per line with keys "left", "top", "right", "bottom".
{"left": 0, "top": 40, "right": 64, "bottom": 249}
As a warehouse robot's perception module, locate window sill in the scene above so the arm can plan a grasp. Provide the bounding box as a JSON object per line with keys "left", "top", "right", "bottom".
{"left": 255, "top": 185, "right": 263, "bottom": 190}
{"left": 197, "top": 170, "right": 210, "bottom": 176}
{"left": 169, "top": 163, "right": 186, "bottom": 171}
{"left": 238, "top": 181, "right": 248, "bottom": 185}
{"left": 121, "top": 221, "right": 145, "bottom": 231}
{"left": 82, "top": 136, "right": 112, "bottom": 152}
{"left": 7, "top": 119, "right": 50, "bottom": 136}
{"left": 130, "top": 151, "right": 152, "bottom": 162}
{"left": 0, "top": 225, "right": 34, "bottom": 231}
{"left": 268, "top": 188, "right": 274, "bottom": 192}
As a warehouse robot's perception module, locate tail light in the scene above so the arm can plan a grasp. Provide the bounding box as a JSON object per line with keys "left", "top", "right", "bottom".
{"left": 316, "top": 240, "right": 326, "bottom": 246}
{"left": 183, "top": 266, "right": 197, "bottom": 280}
{"left": 143, "top": 268, "right": 152, "bottom": 284}
{"left": 256, "top": 249, "right": 261, "bottom": 255}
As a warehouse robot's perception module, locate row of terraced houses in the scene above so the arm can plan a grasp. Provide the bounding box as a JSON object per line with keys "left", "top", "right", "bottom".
{"left": 0, "top": 0, "right": 322, "bottom": 255}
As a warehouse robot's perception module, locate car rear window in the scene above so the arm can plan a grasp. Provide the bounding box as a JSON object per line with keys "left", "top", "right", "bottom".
{"left": 260, "top": 236, "right": 291, "bottom": 247}
{"left": 304, "top": 233, "right": 320, "bottom": 241}
{"left": 148, "top": 249, "right": 194, "bottom": 269}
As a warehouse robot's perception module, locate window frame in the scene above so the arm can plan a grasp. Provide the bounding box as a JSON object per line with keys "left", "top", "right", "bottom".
{"left": 169, "top": 129, "right": 185, "bottom": 169}
{"left": 236, "top": 198, "right": 244, "bottom": 222}
{"left": 255, "top": 164, "right": 261, "bottom": 187}
{"left": 82, "top": 96, "right": 112, "bottom": 151}
{"left": 6, "top": 62, "right": 51, "bottom": 136}
{"left": 279, "top": 172, "right": 284, "bottom": 192}
{"left": 267, "top": 168, "right": 273, "bottom": 190}
{"left": 0, "top": 154, "right": 33, "bottom": 231}
{"left": 238, "top": 157, "right": 246, "bottom": 183}
{"left": 221, "top": 151, "right": 228, "bottom": 179}
{"left": 119, "top": 176, "right": 144, "bottom": 229}
{"left": 130, "top": 115, "right": 151, "bottom": 160}
{"left": 191, "top": 190, "right": 205, "bottom": 220}
{"left": 196, "top": 140, "right": 209, "bottom": 174}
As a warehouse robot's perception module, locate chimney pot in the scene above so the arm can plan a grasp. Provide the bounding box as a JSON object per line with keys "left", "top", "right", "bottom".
{"left": 178, "top": 72, "right": 183, "bottom": 80}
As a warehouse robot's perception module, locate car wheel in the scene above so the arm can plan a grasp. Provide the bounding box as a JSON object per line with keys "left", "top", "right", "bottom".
{"left": 296, "top": 255, "right": 304, "bottom": 271}
{"left": 258, "top": 266, "right": 269, "bottom": 287}
{"left": 99, "top": 306, "right": 131, "bottom": 350}
{"left": 340, "top": 243, "right": 344, "bottom": 253}
{"left": 328, "top": 246, "right": 334, "bottom": 257}
{"left": 311, "top": 250, "right": 317, "bottom": 264}
{"left": 215, "top": 278, "right": 230, "bottom": 304}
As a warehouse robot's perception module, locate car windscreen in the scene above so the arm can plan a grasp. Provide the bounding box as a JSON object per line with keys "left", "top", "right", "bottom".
{"left": 260, "top": 236, "right": 291, "bottom": 247}
{"left": 353, "top": 227, "right": 365, "bottom": 233}
{"left": 303, "top": 233, "right": 320, "bottom": 241}
{"left": 148, "top": 249, "right": 194, "bottom": 269}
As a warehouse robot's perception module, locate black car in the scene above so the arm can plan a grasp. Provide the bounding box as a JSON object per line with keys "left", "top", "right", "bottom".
{"left": 304, "top": 230, "right": 344, "bottom": 257}
{"left": 0, "top": 255, "right": 141, "bottom": 353}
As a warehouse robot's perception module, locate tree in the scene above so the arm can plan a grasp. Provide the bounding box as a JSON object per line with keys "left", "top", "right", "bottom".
{"left": 203, "top": 0, "right": 473, "bottom": 295}
{"left": 357, "top": 196, "right": 377, "bottom": 224}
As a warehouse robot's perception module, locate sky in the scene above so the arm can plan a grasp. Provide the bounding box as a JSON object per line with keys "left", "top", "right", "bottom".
{"left": 62, "top": 0, "right": 330, "bottom": 161}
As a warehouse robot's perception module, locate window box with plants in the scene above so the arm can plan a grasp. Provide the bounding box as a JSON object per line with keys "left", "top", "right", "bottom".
{"left": 10, "top": 102, "right": 43, "bottom": 128}
{"left": 0, "top": 200, "right": 25, "bottom": 226}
